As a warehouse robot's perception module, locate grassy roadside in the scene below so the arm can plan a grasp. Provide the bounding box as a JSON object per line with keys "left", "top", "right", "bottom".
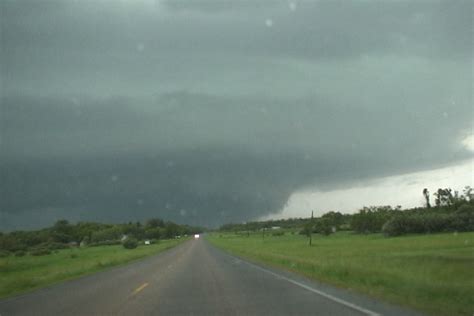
{"left": 0, "top": 238, "right": 186, "bottom": 299}
{"left": 207, "top": 231, "right": 474, "bottom": 316}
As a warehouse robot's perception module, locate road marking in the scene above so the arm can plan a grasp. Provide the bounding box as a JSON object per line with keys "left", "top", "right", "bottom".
{"left": 131, "top": 282, "right": 149, "bottom": 296}
{"left": 230, "top": 256, "right": 380, "bottom": 316}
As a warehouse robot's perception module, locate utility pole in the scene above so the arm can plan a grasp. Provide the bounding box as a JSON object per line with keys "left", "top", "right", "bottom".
{"left": 309, "top": 210, "right": 313, "bottom": 246}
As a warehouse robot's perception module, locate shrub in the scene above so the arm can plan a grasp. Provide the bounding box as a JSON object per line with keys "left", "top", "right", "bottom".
{"left": 455, "top": 204, "right": 474, "bottom": 215}
{"left": 0, "top": 236, "right": 27, "bottom": 252}
{"left": 299, "top": 225, "right": 311, "bottom": 237}
{"left": 314, "top": 218, "right": 334, "bottom": 236}
{"left": 30, "top": 248, "right": 52, "bottom": 256}
{"left": 422, "top": 213, "right": 450, "bottom": 233}
{"left": 0, "top": 250, "right": 10, "bottom": 258}
{"left": 122, "top": 238, "right": 138, "bottom": 249}
{"left": 351, "top": 206, "right": 397, "bottom": 233}
{"left": 449, "top": 213, "right": 474, "bottom": 231}
{"left": 91, "top": 227, "right": 123, "bottom": 243}
{"left": 382, "top": 212, "right": 474, "bottom": 236}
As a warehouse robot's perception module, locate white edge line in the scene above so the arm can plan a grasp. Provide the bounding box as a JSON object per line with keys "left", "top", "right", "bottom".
{"left": 228, "top": 253, "right": 381, "bottom": 316}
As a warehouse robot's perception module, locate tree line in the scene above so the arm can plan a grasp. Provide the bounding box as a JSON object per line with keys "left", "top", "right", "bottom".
{"left": 219, "top": 186, "right": 474, "bottom": 237}
{"left": 0, "top": 218, "right": 204, "bottom": 256}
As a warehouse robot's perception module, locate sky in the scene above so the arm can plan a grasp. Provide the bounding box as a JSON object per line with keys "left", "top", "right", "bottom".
{"left": 1, "top": 0, "right": 473, "bottom": 230}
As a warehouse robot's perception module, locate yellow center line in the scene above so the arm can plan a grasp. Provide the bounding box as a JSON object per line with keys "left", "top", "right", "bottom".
{"left": 131, "top": 282, "right": 149, "bottom": 296}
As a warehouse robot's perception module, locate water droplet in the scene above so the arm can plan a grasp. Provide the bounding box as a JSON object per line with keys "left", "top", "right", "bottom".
{"left": 265, "top": 18, "right": 273, "bottom": 27}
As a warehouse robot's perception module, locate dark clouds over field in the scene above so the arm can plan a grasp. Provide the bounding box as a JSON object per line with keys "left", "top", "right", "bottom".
{"left": 1, "top": 0, "right": 472, "bottom": 230}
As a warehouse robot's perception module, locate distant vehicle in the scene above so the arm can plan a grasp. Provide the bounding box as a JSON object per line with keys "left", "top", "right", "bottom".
{"left": 144, "top": 240, "right": 151, "bottom": 245}
{"left": 194, "top": 234, "right": 200, "bottom": 239}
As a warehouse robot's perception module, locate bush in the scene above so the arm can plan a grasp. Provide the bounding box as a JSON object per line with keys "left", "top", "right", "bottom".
{"left": 455, "top": 204, "right": 474, "bottom": 215}
{"left": 314, "top": 218, "right": 334, "bottom": 236}
{"left": 91, "top": 227, "right": 123, "bottom": 243}
{"left": 14, "top": 250, "right": 26, "bottom": 257}
{"left": 0, "top": 236, "right": 27, "bottom": 252}
{"left": 450, "top": 213, "right": 474, "bottom": 231}
{"left": 122, "top": 238, "right": 138, "bottom": 249}
{"left": 30, "top": 248, "right": 52, "bottom": 256}
{"left": 351, "top": 206, "right": 397, "bottom": 233}
{"left": 299, "top": 226, "right": 311, "bottom": 237}
{"left": 0, "top": 250, "right": 10, "bottom": 258}
{"left": 382, "top": 212, "right": 474, "bottom": 236}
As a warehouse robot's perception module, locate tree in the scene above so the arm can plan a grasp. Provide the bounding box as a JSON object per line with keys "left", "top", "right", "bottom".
{"left": 51, "top": 219, "right": 74, "bottom": 243}
{"left": 145, "top": 227, "right": 161, "bottom": 240}
{"left": 434, "top": 188, "right": 454, "bottom": 207}
{"left": 146, "top": 218, "right": 165, "bottom": 229}
{"left": 320, "top": 211, "right": 344, "bottom": 229}
{"left": 463, "top": 186, "right": 473, "bottom": 201}
{"left": 422, "top": 188, "right": 431, "bottom": 208}
{"left": 314, "top": 217, "right": 333, "bottom": 236}
{"left": 350, "top": 206, "right": 395, "bottom": 233}
{"left": 163, "top": 222, "right": 180, "bottom": 239}
{"left": 299, "top": 224, "right": 312, "bottom": 237}
{"left": 91, "top": 226, "right": 123, "bottom": 242}
{"left": 123, "top": 238, "right": 138, "bottom": 249}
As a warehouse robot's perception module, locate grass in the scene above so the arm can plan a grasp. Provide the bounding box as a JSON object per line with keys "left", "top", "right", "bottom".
{"left": 207, "top": 231, "right": 474, "bottom": 316}
{"left": 0, "top": 239, "right": 186, "bottom": 299}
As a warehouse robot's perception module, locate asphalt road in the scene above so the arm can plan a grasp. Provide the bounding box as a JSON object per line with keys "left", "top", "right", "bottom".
{"left": 0, "top": 238, "right": 422, "bottom": 315}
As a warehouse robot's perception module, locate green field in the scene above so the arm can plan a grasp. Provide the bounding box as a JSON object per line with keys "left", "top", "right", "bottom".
{"left": 0, "top": 239, "right": 185, "bottom": 299}
{"left": 207, "top": 231, "right": 474, "bottom": 316}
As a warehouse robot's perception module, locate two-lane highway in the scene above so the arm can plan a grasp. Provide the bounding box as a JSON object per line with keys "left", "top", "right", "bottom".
{"left": 0, "top": 238, "right": 422, "bottom": 315}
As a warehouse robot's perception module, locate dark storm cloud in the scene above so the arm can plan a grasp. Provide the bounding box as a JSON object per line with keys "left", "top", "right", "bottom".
{"left": 1, "top": 92, "right": 471, "bottom": 229}
{"left": 0, "top": 0, "right": 472, "bottom": 230}
{"left": 164, "top": 0, "right": 473, "bottom": 60}
{"left": 2, "top": 0, "right": 471, "bottom": 62}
